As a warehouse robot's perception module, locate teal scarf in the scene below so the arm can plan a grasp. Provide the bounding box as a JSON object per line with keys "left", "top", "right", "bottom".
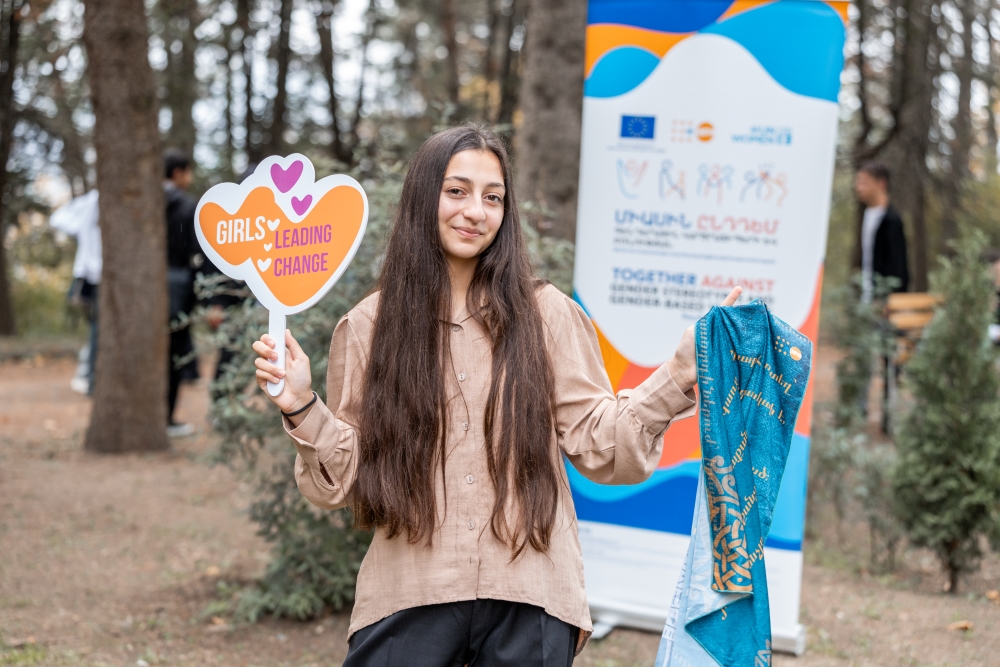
{"left": 656, "top": 301, "right": 811, "bottom": 667}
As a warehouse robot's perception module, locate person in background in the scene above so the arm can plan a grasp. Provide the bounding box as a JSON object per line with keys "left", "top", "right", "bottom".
{"left": 49, "top": 189, "right": 101, "bottom": 395}
{"left": 164, "top": 150, "right": 200, "bottom": 437}
{"left": 854, "top": 161, "right": 909, "bottom": 302}
{"left": 198, "top": 163, "right": 256, "bottom": 402}
{"left": 854, "top": 162, "right": 909, "bottom": 428}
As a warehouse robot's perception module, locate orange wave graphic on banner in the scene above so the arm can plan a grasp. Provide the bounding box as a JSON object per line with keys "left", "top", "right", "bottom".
{"left": 585, "top": 25, "right": 689, "bottom": 78}
{"left": 825, "top": 1, "right": 850, "bottom": 24}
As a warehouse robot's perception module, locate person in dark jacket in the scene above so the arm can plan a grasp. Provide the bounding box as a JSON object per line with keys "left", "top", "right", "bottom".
{"left": 855, "top": 162, "right": 909, "bottom": 301}
{"left": 164, "top": 150, "right": 201, "bottom": 437}
{"left": 854, "top": 162, "right": 909, "bottom": 430}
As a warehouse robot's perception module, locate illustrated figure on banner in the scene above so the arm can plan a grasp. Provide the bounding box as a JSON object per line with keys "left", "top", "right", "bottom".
{"left": 740, "top": 165, "right": 788, "bottom": 206}
{"left": 659, "top": 160, "right": 686, "bottom": 200}
{"left": 697, "top": 163, "right": 733, "bottom": 203}
{"left": 616, "top": 158, "right": 648, "bottom": 199}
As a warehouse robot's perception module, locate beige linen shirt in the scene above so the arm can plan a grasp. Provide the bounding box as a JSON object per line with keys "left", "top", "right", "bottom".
{"left": 285, "top": 284, "right": 696, "bottom": 647}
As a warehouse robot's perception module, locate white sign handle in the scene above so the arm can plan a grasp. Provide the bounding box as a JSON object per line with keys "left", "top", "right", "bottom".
{"left": 267, "top": 310, "right": 286, "bottom": 397}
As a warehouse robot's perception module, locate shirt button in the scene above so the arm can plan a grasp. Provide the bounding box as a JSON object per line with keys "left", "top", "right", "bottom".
{"left": 452, "top": 324, "right": 460, "bottom": 332}
{"left": 462, "top": 422, "right": 470, "bottom": 431}
{"left": 467, "top": 520, "right": 475, "bottom": 530}
{"left": 466, "top": 474, "right": 475, "bottom": 484}
{"left": 458, "top": 372, "right": 466, "bottom": 381}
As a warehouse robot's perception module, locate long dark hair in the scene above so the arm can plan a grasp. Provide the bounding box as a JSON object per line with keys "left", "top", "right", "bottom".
{"left": 352, "top": 124, "right": 559, "bottom": 558}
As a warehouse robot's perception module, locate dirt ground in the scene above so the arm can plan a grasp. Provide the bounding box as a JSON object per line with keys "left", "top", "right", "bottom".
{"left": 2, "top": 349, "right": 999, "bottom": 667}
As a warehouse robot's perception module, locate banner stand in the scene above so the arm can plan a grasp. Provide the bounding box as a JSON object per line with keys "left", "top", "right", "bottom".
{"left": 571, "top": 0, "right": 846, "bottom": 655}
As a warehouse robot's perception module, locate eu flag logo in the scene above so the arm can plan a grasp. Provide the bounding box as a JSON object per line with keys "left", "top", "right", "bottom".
{"left": 621, "top": 115, "right": 655, "bottom": 139}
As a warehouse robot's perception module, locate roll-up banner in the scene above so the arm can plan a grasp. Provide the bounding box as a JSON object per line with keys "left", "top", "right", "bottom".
{"left": 571, "top": 0, "right": 846, "bottom": 654}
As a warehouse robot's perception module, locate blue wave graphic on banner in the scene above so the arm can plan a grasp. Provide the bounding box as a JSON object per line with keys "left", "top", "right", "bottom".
{"left": 701, "top": 1, "right": 845, "bottom": 102}
{"left": 585, "top": 47, "right": 661, "bottom": 98}
{"left": 567, "top": 433, "right": 810, "bottom": 550}
{"left": 588, "top": 0, "right": 733, "bottom": 32}
{"left": 584, "top": 1, "right": 846, "bottom": 101}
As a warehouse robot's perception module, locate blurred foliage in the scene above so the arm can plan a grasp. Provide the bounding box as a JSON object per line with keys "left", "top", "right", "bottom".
{"left": 5, "top": 212, "right": 85, "bottom": 338}
{"left": 826, "top": 273, "right": 897, "bottom": 428}
{"left": 194, "top": 137, "right": 576, "bottom": 622}
{"left": 811, "top": 273, "right": 900, "bottom": 572}
{"left": 956, "top": 175, "right": 1000, "bottom": 251}
{"left": 808, "top": 423, "right": 863, "bottom": 535}
{"left": 892, "top": 229, "right": 1000, "bottom": 591}
{"left": 853, "top": 442, "right": 902, "bottom": 573}
{"left": 807, "top": 423, "right": 902, "bottom": 573}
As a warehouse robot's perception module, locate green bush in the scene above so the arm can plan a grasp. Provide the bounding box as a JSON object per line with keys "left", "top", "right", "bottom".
{"left": 6, "top": 218, "right": 86, "bottom": 338}
{"left": 827, "top": 273, "right": 897, "bottom": 429}
{"left": 853, "top": 442, "right": 902, "bottom": 573}
{"left": 892, "top": 230, "right": 1000, "bottom": 592}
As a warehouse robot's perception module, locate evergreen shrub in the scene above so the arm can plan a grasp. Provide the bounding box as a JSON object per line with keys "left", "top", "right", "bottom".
{"left": 892, "top": 230, "right": 1000, "bottom": 592}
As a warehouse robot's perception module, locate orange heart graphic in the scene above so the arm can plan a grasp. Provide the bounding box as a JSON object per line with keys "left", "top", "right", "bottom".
{"left": 194, "top": 155, "right": 368, "bottom": 397}
{"left": 197, "top": 182, "right": 365, "bottom": 310}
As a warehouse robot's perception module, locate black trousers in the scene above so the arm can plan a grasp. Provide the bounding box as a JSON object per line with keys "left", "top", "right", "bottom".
{"left": 343, "top": 599, "right": 578, "bottom": 667}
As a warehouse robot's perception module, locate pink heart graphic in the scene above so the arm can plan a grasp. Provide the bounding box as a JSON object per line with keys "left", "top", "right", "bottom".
{"left": 271, "top": 160, "right": 303, "bottom": 193}
{"left": 291, "top": 194, "right": 313, "bottom": 215}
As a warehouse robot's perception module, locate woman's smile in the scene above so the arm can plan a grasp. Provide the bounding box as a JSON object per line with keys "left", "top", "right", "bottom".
{"left": 451, "top": 225, "right": 483, "bottom": 239}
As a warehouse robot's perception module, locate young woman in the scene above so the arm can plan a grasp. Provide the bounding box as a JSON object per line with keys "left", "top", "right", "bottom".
{"left": 252, "top": 125, "right": 741, "bottom": 666}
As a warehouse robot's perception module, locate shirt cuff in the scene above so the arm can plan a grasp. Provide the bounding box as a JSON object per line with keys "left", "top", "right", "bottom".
{"left": 629, "top": 360, "right": 697, "bottom": 435}
{"left": 283, "top": 400, "right": 339, "bottom": 471}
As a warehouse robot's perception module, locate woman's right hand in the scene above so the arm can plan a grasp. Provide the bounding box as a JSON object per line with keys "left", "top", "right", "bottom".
{"left": 253, "top": 329, "right": 315, "bottom": 416}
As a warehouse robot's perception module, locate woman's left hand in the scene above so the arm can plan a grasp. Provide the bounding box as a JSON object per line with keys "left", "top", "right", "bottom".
{"left": 667, "top": 287, "right": 743, "bottom": 391}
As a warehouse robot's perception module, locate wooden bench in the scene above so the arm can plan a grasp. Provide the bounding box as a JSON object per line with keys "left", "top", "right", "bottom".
{"left": 886, "top": 293, "right": 942, "bottom": 364}
{"left": 882, "top": 292, "right": 941, "bottom": 432}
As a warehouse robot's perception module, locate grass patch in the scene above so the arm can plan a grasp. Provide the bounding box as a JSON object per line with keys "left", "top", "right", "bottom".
{"left": 0, "top": 644, "right": 46, "bottom": 665}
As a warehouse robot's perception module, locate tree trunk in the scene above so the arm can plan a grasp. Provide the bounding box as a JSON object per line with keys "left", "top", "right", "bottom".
{"left": 315, "top": 0, "right": 348, "bottom": 163}
{"left": 237, "top": 0, "right": 260, "bottom": 163}
{"left": 480, "top": 0, "right": 500, "bottom": 119}
{"left": 344, "top": 0, "right": 374, "bottom": 158}
{"left": 266, "top": 0, "right": 293, "bottom": 156}
{"left": 941, "top": 0, "right": 976, "bottom": 246}
{"left": 224, "top": 27, "right": 236, "bottom": 179}
{"left": 883, "top": 0, "right": 934, "bottom": 291}
{"left": 986, "top": 15, "right": 998, "bottom": 175}
{"left": 0, "top": 0, "right": 21, "bottom": 337}
{"left": 495, "top": 0, "right": 522, "bottom": 126}
{"left": 163, "top": 0, "right": 199, "bottom": 156}
{"left": 52, "top": 76, "right": 91, "bottom": 194}
{"left": 849, "top": 0, "right": 874, "bottom": 272}
{"left": 440, "top": 0, "right": 459, "bottom": 108}
{"left": 515, "top": 0, "right": 586, "bottom": 240}
{"left": 83, "top": 0, "right": 170, "bottom": 453}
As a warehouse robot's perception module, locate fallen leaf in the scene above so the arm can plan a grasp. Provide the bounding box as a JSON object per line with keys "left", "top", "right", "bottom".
{"left": 947, "top": 620, "right": 974, "bottom": 631}
{"left": 986, "top": 590, "right": 1000, "bottom": 603}
{"left": 211, "top": 616, "right": 226, "bottom": 625}
{"left": 204, "top": 565, "right": 221, "bottom": 577}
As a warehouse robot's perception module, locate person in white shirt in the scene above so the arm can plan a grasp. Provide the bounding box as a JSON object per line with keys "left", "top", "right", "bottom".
{"left": 50, "top": 190, "right": 101, "bottom": 395}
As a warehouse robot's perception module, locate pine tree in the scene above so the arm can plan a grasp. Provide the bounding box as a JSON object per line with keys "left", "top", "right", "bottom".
{"left": 892, "top": 230, "right": 1000, "bottom": 593}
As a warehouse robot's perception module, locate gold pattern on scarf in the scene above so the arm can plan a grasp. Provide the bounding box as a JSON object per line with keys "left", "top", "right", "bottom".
{"left": 705, "top": 455, "right": 752, "bottom": 593}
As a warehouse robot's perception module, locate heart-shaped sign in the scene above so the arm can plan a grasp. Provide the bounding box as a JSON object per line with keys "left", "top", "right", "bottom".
{"left": 194, "top": 155, "right": 369, "bottom": 396}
